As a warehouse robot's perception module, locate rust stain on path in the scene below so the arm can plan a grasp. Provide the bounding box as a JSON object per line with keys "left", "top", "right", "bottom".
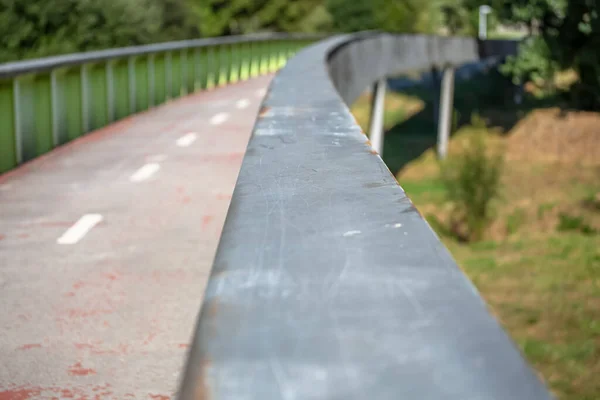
{"left": 202, "top": 216, "right": 214, "bottom": 229}
{"left": 18, "top": 343, "right": 42, "bottom": 350}
{"left": 0, "top": 388, "right": 41, "bottom": 399}
{"left": 68, "top": 362, "right": 96, "bottom": 376}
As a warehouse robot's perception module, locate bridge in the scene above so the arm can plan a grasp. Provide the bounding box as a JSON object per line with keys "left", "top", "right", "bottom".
{"left": 0, "top": 33, "right": 552, "bottom": 399}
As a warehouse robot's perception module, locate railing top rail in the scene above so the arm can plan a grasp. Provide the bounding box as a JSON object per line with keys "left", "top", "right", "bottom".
{"left": 177, "top": 32, "right": 547, "bottom": 400}
{"left": 0, "top": 32, "right": 324, "bottom": 79}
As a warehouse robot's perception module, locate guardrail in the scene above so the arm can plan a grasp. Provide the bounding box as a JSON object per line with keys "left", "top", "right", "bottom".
{"left": 177, "top": 34, "right": 552, "bottom": 399}
{"left": 0, "top": 33, "right": 322, "bottom": 174}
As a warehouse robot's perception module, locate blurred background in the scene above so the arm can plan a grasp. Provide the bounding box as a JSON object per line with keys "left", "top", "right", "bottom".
{"left": 1, "top": 1, "right": 599, "bottom": 399}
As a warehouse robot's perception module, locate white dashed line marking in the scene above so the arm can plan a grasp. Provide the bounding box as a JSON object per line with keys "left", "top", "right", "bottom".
{"left": 176, "top": 132, "right": 198, "bottom": 147}
{"left": 236, "top": 99, "right": 250, "bottom": 109}
{"left": 343, "top": 230, "right": 361, "bottom": 237}
{"left": 57, "top": 214, "right": 103, "bottom": 245}
{"left": 210, "top": 112, "right": 229, "bottom": 125}
{"left": 130, "top": 163, "right": 160, "bottom": 182}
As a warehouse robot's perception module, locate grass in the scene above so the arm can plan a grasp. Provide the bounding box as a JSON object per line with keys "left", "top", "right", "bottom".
{"left": 351, "top": 70, "right": 600, "bottom": 399}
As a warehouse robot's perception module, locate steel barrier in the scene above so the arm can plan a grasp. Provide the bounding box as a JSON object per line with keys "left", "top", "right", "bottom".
{"left": 0, "top": 33, "right": 322, "bottom": 174}
{"left": 177, "top": 34, "right": 551, "bottom": 400}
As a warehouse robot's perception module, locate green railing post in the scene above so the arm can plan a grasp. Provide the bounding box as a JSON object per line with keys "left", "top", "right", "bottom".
{"left": 128, "top": 57, "right": 136, "bottom": 114}
{"left": 134, "top": 57, "right": 149, "bottom": 111}
{"left": 218, "top": 46, "right": 227, "bottom": 86}
{"left": 193, "top": 48, "right": 201, "bottom": 91}
{"left": 165, "top": 52, "right": 172, "bottom": 100}
{"left": 270, "top": 41, "right": 277, "bottom": 72}
{"left": 252, "top": 42, "right": 260, "bottom": 77}
{"left": 148, "top": 54, "right": 155, "bottom": 107}
{"left": 81, "top": 65, "right": 91, "bottom": 133}
{"left": 106, "top": 62, "right": 116, "bottom": 123}
{"left": 50, "top": 70, "right": 60, "bottom": 146}
{"left": 207, "top": 47, "right": 216, "bottom": 89}
{"left": 181, "top": 50, "right": 188, "bottom": 96}
{"left": 240, "top": 43, "right": 250, "bottom": 81}
{"left": 230, "top": 44, "right": 239, "bottom": 83}
{"left": 0, "top": 79, "right": 17, "bottom": 172}
{"left": 12, "top": 78, "right": 23, "bottom": 164}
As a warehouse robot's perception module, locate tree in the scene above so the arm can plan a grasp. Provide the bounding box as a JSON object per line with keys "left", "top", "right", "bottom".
{"left": 327, "top": 0, "right": 444, "bottom": 34}
{"left": 498, "top": 0, "right": 600, "bottom": 110}
{"left": 188, "top": 0, "right": 324, "bottom": 37}
{"left": 0, "top": 0, "right": 164, "bottom": 62}
{"left": 326, "top": 0, "right": 377, "bottom": 33}
{"left": 157, "top": 0, "right": 200, "bottom": 40}
{"left": 551, "top": 0, "right": 600, "bottom": 109}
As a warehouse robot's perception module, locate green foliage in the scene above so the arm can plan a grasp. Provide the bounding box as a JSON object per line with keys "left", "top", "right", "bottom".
{"left": 496, "top": 0, "right": 600, "bottom": 110}
{"left": 440, "top": 117, "right": 504, "bottom": 242}
{"left": 537, "top": 202, "right": 556, "bottom": 219}
{"left": 441, "top": 3, "right": 471, "bottom": 35}
{"left": 500, "top": 36, "right": 559, "bottom": 89}
{"left": 553, "top": 0, "right": 600, "bottom": 110}
{"left": 0, "top": 0, "right": 327, "bottom": 62}
{"left": 327, "top": 0, "right": 444, "bottom": 34}
{"left": 157, "top": 0, "right": 200, "bottom": 40}
{"left": 298, "top": 4, "right": 334, "bottom": 33}
{"left": 189, "top": 0, "right": 325, "bottom": 37}
{"left": 326, "top": 0, "right": 377, "bottom": 33}
{"left": 557, "top": 213, "right": 598, "bottom": 235}
{"left": 0, "top": 0, "right": 196, "bottom": 62}
{"left": 505, "top": 208, "right": 526, "bottom": 235}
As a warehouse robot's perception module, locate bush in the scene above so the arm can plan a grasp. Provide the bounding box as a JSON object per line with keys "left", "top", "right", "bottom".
{"left": 557, "top": 213, "right": 597, "bottom": 235}
{"left": 500, "top": 36, "right": 559, "bottom": 93}
{"left": 440, "top": 116, "right": 504, "bottom": 242}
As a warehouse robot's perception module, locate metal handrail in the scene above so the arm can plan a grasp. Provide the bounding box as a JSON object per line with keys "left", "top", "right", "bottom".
{"left": 0, "top": 33, "right": 323, "bottom": 174}
{"left": 0, "top": 33, "right": 324, "bottom": 78}
{"left": 177, "top": 33, "right": 550, "bottom": 400}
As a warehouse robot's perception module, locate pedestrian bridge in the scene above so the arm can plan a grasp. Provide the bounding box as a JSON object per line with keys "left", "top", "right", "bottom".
{"left": 0, "top": 33, "right": 552, "bottom": 399}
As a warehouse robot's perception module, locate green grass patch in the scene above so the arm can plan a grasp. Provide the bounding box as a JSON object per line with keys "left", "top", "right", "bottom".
{"left": 506, "top": 208, "right": 526, "bottom": 235}
{"left": 399, "top": 178, "right": 446, "bottom": 205}
{"left": 351, "top": 67, "right": 600, "bottom": 399}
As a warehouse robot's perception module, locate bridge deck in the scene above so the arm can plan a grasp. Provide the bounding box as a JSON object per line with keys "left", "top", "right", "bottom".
{"left": 0, "top": 76, "right": 270, "bottom": 399}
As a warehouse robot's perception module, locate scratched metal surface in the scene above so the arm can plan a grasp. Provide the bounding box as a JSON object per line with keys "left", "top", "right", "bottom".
{"left": 178, "top": 35, "right": 552, "bottom": 399}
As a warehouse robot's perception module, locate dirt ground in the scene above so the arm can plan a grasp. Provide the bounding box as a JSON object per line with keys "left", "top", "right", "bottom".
{"left": 506, "top": 107, "right": 600, "bottom": 166}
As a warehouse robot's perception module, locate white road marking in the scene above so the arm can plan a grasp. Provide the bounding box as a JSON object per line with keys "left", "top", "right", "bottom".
{"left": 176, "top": 132, "right": 198, "bottom": 147}
{"left": 256, "top": 88, "right": 267, "bottom": 97}
{"left": 210, "top": 112, "right": 229, "bottom": 125}
{"left": 57, "top": 214, "right": 103, "bottom": 245}
{"left": 236, "top": 99, "right": 250, "bottom": 109}
{"left": 130, "top": 163, "right": 160, "bottom": 182}
{"left": 343, "top": 230, "right": 361, "bottom": 237}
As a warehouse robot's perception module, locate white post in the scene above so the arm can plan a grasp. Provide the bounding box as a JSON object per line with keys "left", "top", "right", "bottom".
{"left": 368, "top": 78, "right": 386, "bottom": 155}
{"left": 479, "top": 5, "right": 492, "bottom": 40}
{"left": 437, "top": 67, "right": 455, "bottom": 160}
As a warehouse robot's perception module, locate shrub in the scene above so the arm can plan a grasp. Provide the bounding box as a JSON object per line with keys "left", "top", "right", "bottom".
{"left": 557, "top": 213, "right": 597, "bottom": 235}
{"left": 440, "top": 117, "right": 504, "bottom": 242}
{"left": 506, "top": 208, "right": 526, "bottom": 235}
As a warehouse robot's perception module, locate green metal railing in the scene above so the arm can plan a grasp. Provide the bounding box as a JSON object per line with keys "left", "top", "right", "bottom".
{"left": 0, "top": 33, "right": 320, "bottom": 174}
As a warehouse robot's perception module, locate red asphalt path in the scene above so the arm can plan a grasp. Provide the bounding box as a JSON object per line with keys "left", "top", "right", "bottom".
{"left": 0, "top": 76, "right": 271, "bottom": 399}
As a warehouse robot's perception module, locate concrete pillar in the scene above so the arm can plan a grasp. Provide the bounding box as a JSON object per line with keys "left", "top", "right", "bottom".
{"left": 437, "top": 67, "right": 455, "bottom": 160}
{"left": 368, "top": 78, "right": 386, "bottom": 155}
